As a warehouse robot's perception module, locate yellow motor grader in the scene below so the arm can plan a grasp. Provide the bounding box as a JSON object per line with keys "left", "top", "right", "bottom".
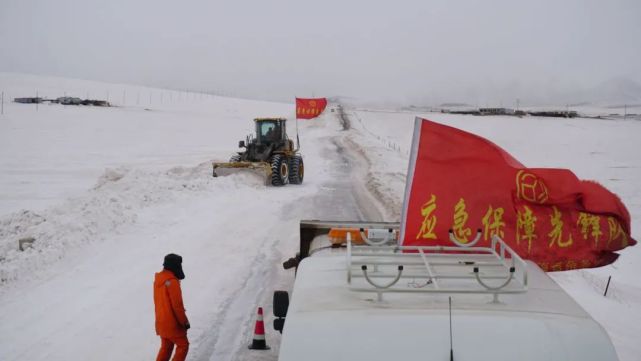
{"left": 212, "top": 118, "right": 304, "bottom": 186}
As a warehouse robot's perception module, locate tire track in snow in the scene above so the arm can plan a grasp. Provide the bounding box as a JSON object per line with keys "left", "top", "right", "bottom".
{"left": 191, "top": 236, "right": 278, "bottom": 361}
{"left": 193, "top": 111, "right": 387, "bottom": 361}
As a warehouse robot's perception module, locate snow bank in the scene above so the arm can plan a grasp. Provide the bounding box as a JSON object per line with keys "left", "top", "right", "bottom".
{"left": 0, "top": 161, "right": 267, "bottom": 286}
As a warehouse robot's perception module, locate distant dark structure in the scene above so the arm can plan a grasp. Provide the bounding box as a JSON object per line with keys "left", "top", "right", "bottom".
{"left": 82, "top": 99, "right": 110, "bottom": 106}
{"left": 441, "top": 109, "right": 480, "bottom": 115}
{"left": 56, "top": 97, "right": 83, "bottom": 105}
{"left": 14, "top": 96, "right": 110, "bottom": 107}
{"left": 528, "top": 110, "right": 578, "bottom": 118}
{"left": 479, "top": 107, "right": 515, "bottom": 116}
{"left": 438, "top": 106, "right": 578, "bottom": 118}
{"left": 14, "top": 97, "right": 43, "bottom": 104}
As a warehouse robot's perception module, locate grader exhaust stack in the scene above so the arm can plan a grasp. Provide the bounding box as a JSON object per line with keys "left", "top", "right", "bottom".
{"left": 212, "top": 118, "right": 304, "bottom": 186}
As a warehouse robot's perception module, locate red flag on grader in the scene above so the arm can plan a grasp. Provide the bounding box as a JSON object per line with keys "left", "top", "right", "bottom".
{"left": 296, "top": 97, "right": 327, "bottom": 119}
{"left": 400, "top": 118, "right": 635, "bottom": 271}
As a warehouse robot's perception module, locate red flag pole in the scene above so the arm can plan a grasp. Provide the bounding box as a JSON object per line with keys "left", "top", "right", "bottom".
{"left": 294, "top": 96, "right": 300, "bottom": 150}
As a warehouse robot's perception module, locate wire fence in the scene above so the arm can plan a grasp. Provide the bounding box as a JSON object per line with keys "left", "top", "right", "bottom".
{"left": 344, "top": 108, "right": 410, "bottom": 157}
{"left": 0, "top": 87, "right": 237, "bottom": 116}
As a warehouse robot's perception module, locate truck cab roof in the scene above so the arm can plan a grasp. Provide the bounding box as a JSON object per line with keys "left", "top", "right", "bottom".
{"left": 278, "top": 243, "right": 618, "bottom": 361}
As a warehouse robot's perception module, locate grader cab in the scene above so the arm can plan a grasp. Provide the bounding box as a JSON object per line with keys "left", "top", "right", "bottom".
{"left": 213, "top": 118, "right": 304, "bottom": 186}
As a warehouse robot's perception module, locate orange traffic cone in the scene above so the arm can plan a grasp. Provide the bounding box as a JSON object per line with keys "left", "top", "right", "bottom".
{"left": 248, "top": 307, "right": 270, "bottom": 350}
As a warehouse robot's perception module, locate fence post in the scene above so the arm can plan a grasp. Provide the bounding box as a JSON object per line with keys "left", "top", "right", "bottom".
{"left": 604, "top": 275, "right": 612, "bottom": 297}
{"left": 1, "top": 91, "right": 4, "bottom": 115}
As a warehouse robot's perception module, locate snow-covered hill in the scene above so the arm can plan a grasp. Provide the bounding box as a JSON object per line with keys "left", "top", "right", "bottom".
{"left": 0, "top": 74, "right": 639, "bottom": 361}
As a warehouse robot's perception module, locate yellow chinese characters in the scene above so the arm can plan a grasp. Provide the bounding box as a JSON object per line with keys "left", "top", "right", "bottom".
{"left": 548, "top": 206, "right": 573, "bottom": 248}
{"left": 296, "top": 108, "right": 320, "bottom": 116}
{"left": 607, "top": 217, "right": 629, "bottom": 248}
{"left": 577, "top": 212, "right": 602, "bottom": 246}
{"left": 516, "top": 205, "right": 537, "bottom": 253}
{"left": 452, "top": 198, "right": 472, "bottom": 243}
{"left": 481, "top": 205, "right": 505, "bottom": 241}
{"left": 416, "top": 194, "right": 437, "bottom": 240}
{"left": 539, "top": 259, "right": 586, "bottom": 272}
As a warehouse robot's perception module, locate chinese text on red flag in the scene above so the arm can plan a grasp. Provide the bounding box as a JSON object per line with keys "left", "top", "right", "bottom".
{"left": 296, "top": 98, "right": 327, "bottom": 119}
{"left": 400, "top": 118, "right": 635, "bottom": 271}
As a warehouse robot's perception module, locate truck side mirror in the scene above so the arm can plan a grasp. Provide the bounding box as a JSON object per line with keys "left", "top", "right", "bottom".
{"left": 238, "top": 140, "right": 245, "bottom": 148}
{"left": 273, "top": 290, "right": 289, "bottom": 333}
{"left": 273, "top": 318, "right": 285, "bottom": 334}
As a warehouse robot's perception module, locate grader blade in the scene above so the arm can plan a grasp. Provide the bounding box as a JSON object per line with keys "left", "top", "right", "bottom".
{"left": 212, "top": 161, "right": 272, "bottom": 185}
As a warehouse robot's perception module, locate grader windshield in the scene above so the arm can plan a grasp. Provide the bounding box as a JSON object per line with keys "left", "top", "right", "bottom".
{"left": 256, "top": 118, "right": 285, "bottom": 144}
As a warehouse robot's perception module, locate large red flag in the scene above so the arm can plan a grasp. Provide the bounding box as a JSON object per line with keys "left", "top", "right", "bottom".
{"left": 296, "top": 97, "right": 327, "bottom": 119}
{"left": 400, "top": 118, "right": 635, "bottom": 271}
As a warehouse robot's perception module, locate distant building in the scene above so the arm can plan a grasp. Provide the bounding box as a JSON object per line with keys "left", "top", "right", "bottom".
{"left": 479, "top": 108, "right": 515, "bottom": 116}
{"left": 440, "top": 109, "right": 481, "bottom": 115}
{"left": 82, "top": 99, "right": 110, "bottom": 107}
{"left": 528, "top": 110, "right": 578, "bottom": 118}
{"left": 56, "top": 97, "right": 83, "bottom": 105}
{"left": 14, "top": 97, "right": 43, "bottom": 104}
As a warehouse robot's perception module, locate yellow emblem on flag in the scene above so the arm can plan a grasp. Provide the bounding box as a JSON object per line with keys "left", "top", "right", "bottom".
{"left": 516, "top": 170, "right": 549, "bottom": 204}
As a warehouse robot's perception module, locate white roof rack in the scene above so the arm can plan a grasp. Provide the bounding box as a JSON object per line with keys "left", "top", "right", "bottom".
{"left": 346, "top": 230, "right": 528, "bottom": 302}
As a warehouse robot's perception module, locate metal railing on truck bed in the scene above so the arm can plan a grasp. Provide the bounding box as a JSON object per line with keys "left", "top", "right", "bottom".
{"left": 297, "top": 220, "right": 528, "bottom": 303}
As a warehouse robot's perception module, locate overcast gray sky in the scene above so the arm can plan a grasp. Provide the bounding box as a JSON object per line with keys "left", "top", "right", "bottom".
{"left": 1, "top": 0, "right": 640, "bottom": 105}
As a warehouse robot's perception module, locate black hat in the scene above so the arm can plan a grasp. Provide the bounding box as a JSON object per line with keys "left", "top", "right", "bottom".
{"left": 163, "top": 253, "right": 185, "bottom": 280}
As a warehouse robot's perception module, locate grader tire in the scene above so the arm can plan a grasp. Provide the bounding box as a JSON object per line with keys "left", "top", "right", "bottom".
{"left": 288, "top": 155, "right": 304, "bottom": 184}
{"left": 270, "top": 155, "right": 289, "bottom": 186}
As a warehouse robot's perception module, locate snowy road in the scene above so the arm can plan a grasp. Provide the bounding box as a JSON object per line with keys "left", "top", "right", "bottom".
{"left": 0, "top": 100, "right": 383, "bottom": 361}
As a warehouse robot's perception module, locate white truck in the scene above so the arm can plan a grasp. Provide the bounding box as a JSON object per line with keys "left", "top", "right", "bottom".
{"left": 272, "top": 220, "right": 619, "bottom": 361}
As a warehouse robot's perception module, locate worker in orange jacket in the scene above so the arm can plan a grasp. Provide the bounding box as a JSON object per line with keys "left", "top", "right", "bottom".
{"left": 154, "top": 254, "right": 190, "bottom": 361}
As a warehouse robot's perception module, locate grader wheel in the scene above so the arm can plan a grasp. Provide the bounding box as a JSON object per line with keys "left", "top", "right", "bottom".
{"left": 270, "top": 155, "right": 289, "bottom": 186}
{"left": 288, "top": 155, "right": 304, "bottom": 184}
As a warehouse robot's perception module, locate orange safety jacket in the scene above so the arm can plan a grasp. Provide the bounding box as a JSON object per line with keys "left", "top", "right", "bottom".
{"left": 154, "top": 269, "right": 189, "bottom": 338}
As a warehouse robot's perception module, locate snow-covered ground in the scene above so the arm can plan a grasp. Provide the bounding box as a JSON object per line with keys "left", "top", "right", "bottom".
{"left": 0, "top": 74, "right": 639, "bottom": 360}
{"left": 0, "top": 73, "right": 378, "bottom": 361}
{"left": 345, "top": 107, "right": 641, "bottom": 361}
